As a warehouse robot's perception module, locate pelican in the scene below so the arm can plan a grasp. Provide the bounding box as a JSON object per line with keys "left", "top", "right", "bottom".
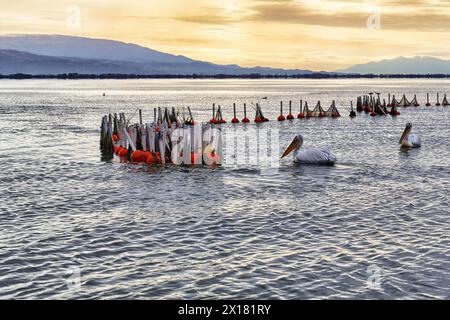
{"left": 399, "top": 123, "right": 421, "bottom": 148}
{"left": 281, "top": 134, "right": 336, "bottom": 165}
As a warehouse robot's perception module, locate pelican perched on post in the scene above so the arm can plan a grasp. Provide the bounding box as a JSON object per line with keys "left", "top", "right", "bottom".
{"left": 281, "top": 134, "right": 337, "bottom": 165}
{"left": 399, "top": 123, "right": 421, "bottom": 148}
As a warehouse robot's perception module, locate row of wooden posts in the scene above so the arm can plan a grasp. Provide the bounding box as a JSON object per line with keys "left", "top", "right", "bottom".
{"left": 210, "top": 100, "right": 342, "bottom": 124}
{"left": 100, "top": 109, "right": 222, "bottom": 162}
{"left": 354, "top": 92, "right": 449, "bottom": 117}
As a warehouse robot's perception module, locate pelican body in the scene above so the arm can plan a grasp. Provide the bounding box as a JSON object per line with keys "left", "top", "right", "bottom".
{"left": 281, "top": 135, "right": 336, "bottom": 165}
{"left": 399, "top": 123, "right": 421, "bottom": 148}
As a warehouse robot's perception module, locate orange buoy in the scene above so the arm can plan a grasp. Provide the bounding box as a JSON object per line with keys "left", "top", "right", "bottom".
{"left": 146, "top": 152, "right": 162, "bottom": 165}
{"left": 131, "top": 150, "right": 149, "bottom": 163}
{"left": 118, "top": 147, "right": 128, "bottom": 158}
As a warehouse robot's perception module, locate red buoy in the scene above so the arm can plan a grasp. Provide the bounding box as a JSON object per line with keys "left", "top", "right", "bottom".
{"left": 242, "top": 103, "right": 249, "bottom": 123}
{"left": 255, "top": 103, "right": 268, "bottom": 123}
{"left": 216, "top": 105, "right": 226, "bottom": 123}
{"left": 287, "top": 101, "right": 294, "bottom": 120}
{"left": 131, "top": 150, "right": 149, "bottom": 163}
{"left": 190, "top": 152, "right": 202, "bottom": 165}
{"left": 231, "top": 103, "right": 239, "bottom": 123}
{"left": 117, "top": 147, "right": 128, "bottom": 158}
{"left": 297, "top": 100, "right": 304, "bottom": 118}
{"left": 278, "top": 101, "right": 286, "bottom": 121}
{"left": 146, "top": 152, "right": 162, "bottom": 165}
{"left": 370, "top": 111, "right": 377, "bottom": 117}
{"left": 210, "top": 104, "right": 217, "bottom": 124}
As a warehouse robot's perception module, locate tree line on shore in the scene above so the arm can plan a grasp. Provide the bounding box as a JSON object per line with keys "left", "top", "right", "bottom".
{"left": 1, "top": 73, "right": 450, "bottom": 80}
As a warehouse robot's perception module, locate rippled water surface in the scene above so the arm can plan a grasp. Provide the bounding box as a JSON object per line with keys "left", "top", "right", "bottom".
{"left": 0, "top": 79, "right": 449, "bottom": 299}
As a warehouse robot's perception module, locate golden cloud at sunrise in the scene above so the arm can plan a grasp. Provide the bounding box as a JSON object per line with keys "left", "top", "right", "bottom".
{"left": 1, "top": 0, "right": 450, "bottom": 71}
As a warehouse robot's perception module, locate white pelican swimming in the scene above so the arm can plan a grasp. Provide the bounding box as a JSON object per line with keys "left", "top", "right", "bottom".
{"left": 399, "top": 123, "right": 421, "bottom": 148}
{"left": 281, "top": 134, "right": 337, "bottom": 165}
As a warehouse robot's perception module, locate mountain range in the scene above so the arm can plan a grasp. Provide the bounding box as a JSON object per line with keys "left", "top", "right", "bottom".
{"left": 338, "top": 56, "right": 450, "bottom": 74}
{"left": 0, "top": 34, "right": 449, "bottom": 75}
{"left": 0, "top": 34, "right": 314, "bottom": 75}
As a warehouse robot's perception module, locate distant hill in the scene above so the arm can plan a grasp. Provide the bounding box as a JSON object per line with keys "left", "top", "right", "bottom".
{"left": 0, "top": 49, "right": 145, "bottom": 75}
{"left": 0, "top": 34, "right": 315, "bottom": 75}
{"left": 0, "top": 34, "right": 194, "bottom": 64}
{"left": 338, "top": 56, "right": 450, "bottom": 74}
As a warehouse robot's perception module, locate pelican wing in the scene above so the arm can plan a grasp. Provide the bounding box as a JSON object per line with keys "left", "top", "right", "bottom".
{"left": 409, "top": 134, "right": 421, "bottom": 148}
{"left": 296, "top": 148, "right": 336, "bottom": 164}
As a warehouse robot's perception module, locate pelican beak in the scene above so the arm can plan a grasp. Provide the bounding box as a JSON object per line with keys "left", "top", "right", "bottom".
{"left": 281, "top": 138, "right": 300, "bottom": 159}
{"left": 399, "top": 126, "right": 411, "bottom": 144}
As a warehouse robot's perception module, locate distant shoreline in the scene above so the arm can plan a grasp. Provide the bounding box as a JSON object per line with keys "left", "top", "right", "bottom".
{"left": 1, "top": 73, "right": 450, "bottom": 80}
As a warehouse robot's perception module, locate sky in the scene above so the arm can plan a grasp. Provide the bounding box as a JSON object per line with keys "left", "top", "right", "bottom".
{"left": 1, "top": 0, "right": 450, "bottom": 71}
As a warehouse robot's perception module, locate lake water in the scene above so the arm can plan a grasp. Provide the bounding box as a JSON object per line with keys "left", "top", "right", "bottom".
{"left": 0, "top": 79, "right": 449, "bottom": 299}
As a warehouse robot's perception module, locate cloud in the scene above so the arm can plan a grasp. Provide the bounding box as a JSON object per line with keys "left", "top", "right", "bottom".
{"left": 248, "top": 0, "right": 450, "bottom": 32}
{"left": 170, "top": 0, "right": 450, "bottom": 32}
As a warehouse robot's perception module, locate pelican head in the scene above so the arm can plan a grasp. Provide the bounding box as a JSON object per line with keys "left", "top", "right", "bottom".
{"left": 399, "top": 122, "right": 412, "bottom": 144}
{"left": 281, "top": 134, "right": 304, "bottom": 158}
